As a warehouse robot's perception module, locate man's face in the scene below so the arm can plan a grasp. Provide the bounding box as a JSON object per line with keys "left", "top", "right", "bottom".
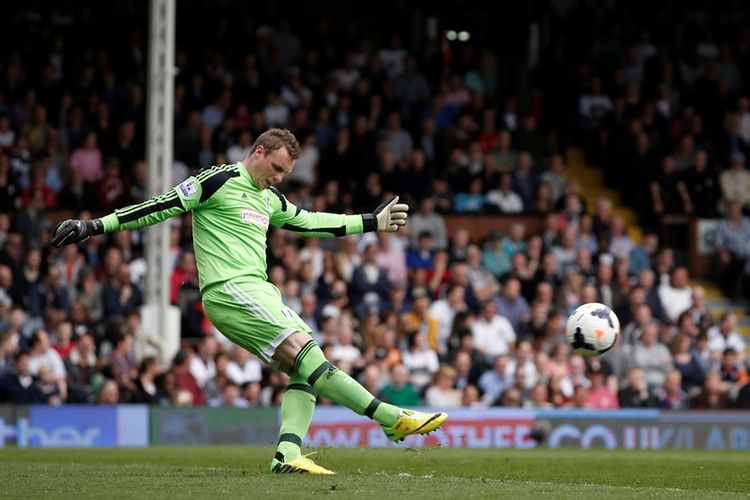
{"left": 253, "top": 145, "right": 294, "bottom": 189}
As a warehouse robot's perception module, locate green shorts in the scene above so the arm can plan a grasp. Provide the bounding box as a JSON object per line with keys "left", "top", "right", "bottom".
{"left": 202, "top": 278, "right": 311, "bottom": 367}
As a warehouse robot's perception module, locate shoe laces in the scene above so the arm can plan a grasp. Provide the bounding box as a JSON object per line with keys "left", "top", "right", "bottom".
{"left": 295, "top": 452, "right": 318, "bottom": 465}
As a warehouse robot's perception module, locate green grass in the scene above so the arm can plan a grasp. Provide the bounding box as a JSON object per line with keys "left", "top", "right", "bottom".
{"left": 1, "top": 447, "right": 749, "bottom": 499}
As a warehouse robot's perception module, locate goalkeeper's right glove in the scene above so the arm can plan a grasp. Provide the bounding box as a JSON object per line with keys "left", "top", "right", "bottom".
{"left": 51, "top": 219, "right": 104, "bottom": 247}
{"left": 361, "top": 195, "right": 409, "bottom": 233}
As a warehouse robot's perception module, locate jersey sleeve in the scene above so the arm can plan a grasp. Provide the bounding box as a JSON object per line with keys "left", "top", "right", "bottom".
{"left": 267, "top": 186, "right": 364, "bottom": 237}
{"left": 100, "top": 178, "right": 197, "bottom": 232}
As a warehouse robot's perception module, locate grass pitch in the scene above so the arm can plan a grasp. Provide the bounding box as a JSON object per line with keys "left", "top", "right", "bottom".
{"left": 1, "top": 446, "right": 748, "bottom": 499}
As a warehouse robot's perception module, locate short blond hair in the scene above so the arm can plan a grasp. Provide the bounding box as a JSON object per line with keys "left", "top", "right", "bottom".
{"left": 252, "top": 128, "right": 301, "bottom": 160}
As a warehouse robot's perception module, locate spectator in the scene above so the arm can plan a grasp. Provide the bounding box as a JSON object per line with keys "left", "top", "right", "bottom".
{"left": 628, "top": 231, "right": 659, "bottom": 276}
{"left": 51, "top": 321, "right": 75, "bottom": 360}
{"left": 402, "top": 288, "right": 440, "bottom": 352}
{"left": 401, "top": 330, "right": 439, "bottom": 391}
{"left": 171, "top": 349, "right": 206, "bottom": 406}
{"left": 481, "top": 230, "right": 511, "bottom": 279}
{"left": 330, "top": 326, "right": 362, "bottom": 368}
{"left": 134, "top": 356, "right": 166, "bottom": 405}
{"left": 719, "top": 152, "right": 750, "bottom": 212}
{"left": 69, "top": 131, "right": 103, "bottom": 183}
{"left": 713, "top": 201, "right": 750, "bottom": 299}
{"left": 98, "top": 379, "right": 120, "bottom": 405}
{"left": 423, "top": 365, "right": 461, "bottom": 408}
{"left": 632, "top": 322, "right": 673, "bottom": 391}
{"left": 190, "top": 336, "right": 217, "bottom": 389}
{"left": 102, "top": 263, "right": 143, "bottom": 318}
{"left": 684, "top": 150, "right": 720, "bottom": 217}
{"left": 375, "top": 232, "right": 407, "bottom": 287}
{"left": 350, "top": 243, "right": 391, "bottom": 317}
{"left": 406, "top": 232, "right": 435, "bottom": 271}
{"left": 618, "top": 367, "right": 656, "bottom": 408}
{"left": 209, "top": 382, "right": 249, "bottom": 408}
{"left": 656, "top": 369, "right": 688, "bottom": 410}
{"left": 109, "top": 332, "right": 137, "bottom": 396}
{"left": 718, "top": 348, "right": 749, "bottom": 396}
{"left": 465, "top": 245, "right": 500, "bottom": 302}
{"left": 65, "top": 333, "right": 99, "bottom": 403}
{"left": 409, "top": 197, "right": 448, "bottom": 250}
{"left": 707, "top": 312, "right": 746, "bottom": 362}
{"left": 494, "top": 277, "right": 530, "bottom": 333}
{"left": 95, "top": 159, "right": 130, "bottom": 212}
{"left": 0, "top": 351, "right": 43, "bottom": 403}
{"left": 657, "top": 267, "right": 692, "bottom": 324}
{"left": 524, "top": 382, "right": 553, "bottom": 409}
{"left": 670, "top": 333, "right": 705, "bottom": 395}
{"left": 428, "top": 284, "right": 468, "bottom": 354}
{"left": 27, "top": 329, "right": 67, "bottom": 397}
{"left": 453, "top": 177, "right": 486, "bottom": 214}
{"left": 691, "top": 370, "right": 731, "bottom": 409}
{"left": 379, "top": 363, "right": 421, "bottom": 406}
{"left": 226, "top": 346, "right": 263, "bottom": 385}
{"left": 585, "top": 366, "right": 619, "bottom": 409}
{"left": 471, "top": 300, "right": 516, "bottom": 362}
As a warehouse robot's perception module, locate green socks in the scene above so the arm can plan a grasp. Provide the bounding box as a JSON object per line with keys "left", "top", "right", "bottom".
{"left": 275, "top": 373, "right": 316, "bottom": 463}
{"left": 293, "top": 340, "right": 400, "bottom": 427}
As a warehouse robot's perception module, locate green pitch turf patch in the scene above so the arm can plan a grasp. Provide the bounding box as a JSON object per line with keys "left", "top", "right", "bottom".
{"left": 1, "top": 447, "right": 748, "bottom": 499}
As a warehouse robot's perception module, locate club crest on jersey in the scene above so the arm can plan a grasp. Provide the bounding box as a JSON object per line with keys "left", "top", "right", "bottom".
{"left": 240, "top": 209, "right": 269, "bottom": 229}
{"left": 264, "top": 195, "right": 270, "bottom": 211}
{"left": 178, "top": 180, "right": 197, "bottom": 198}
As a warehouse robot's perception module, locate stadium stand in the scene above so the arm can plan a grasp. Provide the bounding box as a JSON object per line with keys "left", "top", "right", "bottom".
{"left": 1, "top": 0, "right": 750, "bottom": 412}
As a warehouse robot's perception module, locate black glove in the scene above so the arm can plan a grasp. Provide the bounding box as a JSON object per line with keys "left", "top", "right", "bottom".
{"left": 51, "top": 219, "right": 104, "bottom": 247}
{"left": 361, "top": 196, "right": 410, "bottom": 233}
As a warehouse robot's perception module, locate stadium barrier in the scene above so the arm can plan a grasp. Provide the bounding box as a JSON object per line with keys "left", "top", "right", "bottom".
{"left": 1, "top": 405, "right": 749, "bottom": 450}
{"left": 306, "top": 408, "right": 750, "bottom": 450}
{"left": 149, "top": 406, "right": 278, "bottom": 445}
{"left": 0, "top": 404, "right": 149, "bottom": 447}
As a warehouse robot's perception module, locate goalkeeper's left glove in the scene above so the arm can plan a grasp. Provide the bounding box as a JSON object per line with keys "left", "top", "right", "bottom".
{"left": 362, "top": 195, "right": 409, "bottom": 233}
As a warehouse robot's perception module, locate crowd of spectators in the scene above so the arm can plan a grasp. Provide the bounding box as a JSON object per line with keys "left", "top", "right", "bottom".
{"left": 1, "top": 2, "right": 750, "bottom": 411}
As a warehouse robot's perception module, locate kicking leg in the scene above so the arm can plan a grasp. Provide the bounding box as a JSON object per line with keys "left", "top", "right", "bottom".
{"left": 275, "top": 332, "right": 400, "bottom": 426}
{"left": 275, "top": 332, "right": 447, "bottom": 443}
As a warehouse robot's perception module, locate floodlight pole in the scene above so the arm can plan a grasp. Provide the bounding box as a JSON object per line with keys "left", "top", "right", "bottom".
{"left": 145, "top": 0, "right": 176, "bottom": 347}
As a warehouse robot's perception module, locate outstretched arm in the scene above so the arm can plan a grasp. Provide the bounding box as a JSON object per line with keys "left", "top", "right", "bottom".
{"left": 52, "top": 164, "right": 234, "bottom": 247}
{"left": 268, "top": 187, "right": 409, "bottom": 237}
{"left": 52, "top": 184, "right": 194, "bottom": 247}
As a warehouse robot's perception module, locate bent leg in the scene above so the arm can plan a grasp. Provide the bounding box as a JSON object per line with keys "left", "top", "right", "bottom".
{"left": 274, "top": 332, "right": 400, "bottom": 427}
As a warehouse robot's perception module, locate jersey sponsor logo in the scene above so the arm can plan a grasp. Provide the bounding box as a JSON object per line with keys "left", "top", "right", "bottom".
{"left": 240, "top": 209, "right": 269, "bottom": 228}
{"left": 178, "top": 180, "right": 197, "bottom": 198}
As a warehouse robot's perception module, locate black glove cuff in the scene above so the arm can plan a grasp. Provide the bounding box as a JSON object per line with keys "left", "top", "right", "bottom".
{"left": 361, "top": 213, "right": 377, "bottom": 233}
{"left": 89, "top": 219, "right": 105, "bottom": 235}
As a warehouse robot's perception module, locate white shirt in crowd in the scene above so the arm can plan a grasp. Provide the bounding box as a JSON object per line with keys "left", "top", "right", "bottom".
{"left": 189, "top": 355, "right": 216, "bottom": 388}
{"left": 226, "top": 358, "right": 263, "bottom": 384}
{"left": 402, "top": 348, "right": 440, "bottom": 389}
{"left": 472, "top": 314, "right": 516, "bottom": 357}
{"left": 706, "top": 326, "right": 747, "bottom": 356}
{"left": 29, "top": 349, "right": 66, "bottom": 379}
{"left": 657, "top": 283, "right": 692, "bottom": 323}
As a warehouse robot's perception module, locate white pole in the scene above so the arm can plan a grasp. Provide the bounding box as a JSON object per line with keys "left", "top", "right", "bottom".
{"left": 145, "top": 0, "right": 178, "bottom": 363}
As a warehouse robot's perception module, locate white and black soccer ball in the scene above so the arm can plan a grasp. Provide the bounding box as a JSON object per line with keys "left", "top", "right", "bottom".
{"left": 565, "top": 302, "right": 620, "bottom": 357}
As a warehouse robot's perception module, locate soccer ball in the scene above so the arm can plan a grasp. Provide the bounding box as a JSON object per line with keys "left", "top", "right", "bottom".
{"left": 565, "top": 302, "right": 620, "bottom": 357}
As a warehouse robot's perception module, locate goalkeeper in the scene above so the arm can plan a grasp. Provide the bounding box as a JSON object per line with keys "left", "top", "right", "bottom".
{"left": 52, "top": 128, "right": 447, "bottom": 474}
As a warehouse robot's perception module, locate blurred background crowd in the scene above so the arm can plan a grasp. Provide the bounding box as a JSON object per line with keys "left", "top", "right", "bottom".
{"left": 1, "top": 0, "right": 750, "bottom": 411}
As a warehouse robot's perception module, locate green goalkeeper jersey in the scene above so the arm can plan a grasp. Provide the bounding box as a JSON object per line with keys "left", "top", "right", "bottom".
{"left": 100, "top": 162, "right": 365, "bottom": 292}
